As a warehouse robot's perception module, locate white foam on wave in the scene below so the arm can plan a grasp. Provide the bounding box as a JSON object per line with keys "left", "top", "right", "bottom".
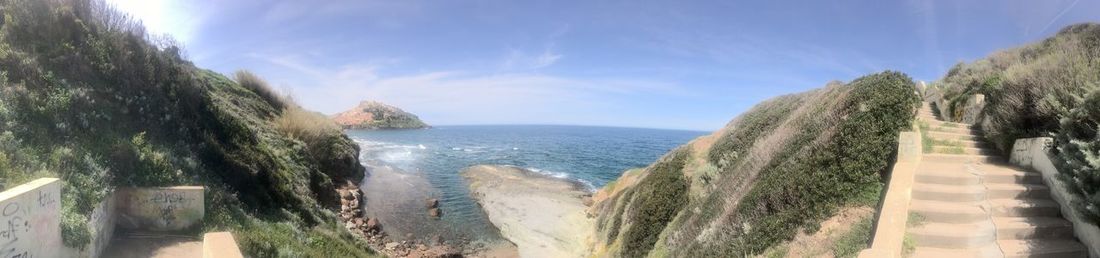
{"left": 524, "top": 167, "right": 596, "bottom": 191}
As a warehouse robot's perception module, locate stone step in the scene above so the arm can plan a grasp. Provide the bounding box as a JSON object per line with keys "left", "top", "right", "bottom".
{"left": 986, "top": 183, "right": 1051, "bottom": 199}
{"left": 910, "top": 200, "right": 988, "bottom": 223}
{"left": 993, "top": 217, "right": 1076, "bottom": 240}
{"left": 913, "top": 183, "right": 986, "bottom": 202}
{"left": 926, "top": 125, "right": 982, "bottom": 135}
{"left": 928, "top": 131, "right": 982, "bottom": 141}
{"left": 990, "top": 199, "right": 1061, "bottom": 217}
{"left": 930, "top": 139, "right": 990, "bottom": 149}
{"left": 981, "top": 169, "right": 1043, "bottom": 184}
{"left": 924, "top": 154, "right": 1003, "bottom": 163}
{"left": 929, "top": 145, "right": 996, "bottom": 155}
{"left": 915, "top": 169, "right": 982, "bottom": 186}
{"left": 998, "top": 239, "right": 1087, "bottom": 258}
{"left": 910, "top": 244, "right": 1003, "bottom": 258}
{"left": 925, "top": 120, "right": 975, "bottom": 129}
{"left": 908, "top": 221, "right": 997, "bottom": 248}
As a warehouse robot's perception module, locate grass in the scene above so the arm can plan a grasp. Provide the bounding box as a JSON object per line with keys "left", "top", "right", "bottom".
{"left": 0, "top": 0, "right": 374, "bottom": 255}
{"left": 903, "top": 212, "right": 926, "bottom": 257}
{"left": 592, "top": 71, "right": 920, "bottom": 257}
{"left": 831, "top": 215, "right": 874, "bottom": 258}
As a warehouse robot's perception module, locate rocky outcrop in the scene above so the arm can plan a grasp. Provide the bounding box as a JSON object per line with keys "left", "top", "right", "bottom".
{"left": 332, "top": 101, "right": 429, "bottom": 130}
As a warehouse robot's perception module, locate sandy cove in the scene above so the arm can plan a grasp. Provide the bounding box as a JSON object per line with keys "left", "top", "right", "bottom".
{"left": 461, "top": 165, "right": 595, "bottom": 258}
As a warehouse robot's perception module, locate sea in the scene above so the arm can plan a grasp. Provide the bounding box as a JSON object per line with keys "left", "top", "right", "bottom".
{"left": 345, "top": 125, "right": 706, "bottom": 245}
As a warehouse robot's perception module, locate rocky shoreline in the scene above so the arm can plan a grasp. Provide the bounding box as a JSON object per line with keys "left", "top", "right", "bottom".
{"left": 462, "top": 165, "right": 596, "bottom": 258}
{"left": 337, "top": 164, "right": 520, "bottom": 258}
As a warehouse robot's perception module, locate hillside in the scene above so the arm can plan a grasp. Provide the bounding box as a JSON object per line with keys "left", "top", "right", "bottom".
{"left": 0, "top": 0, "right": 374, "bottom": 256}
{"left": 925, "top": 23, "right": 1100, "bottom": 224}
{"left": 588, "top": 71, "right": 919, "bottom": 257}
{"left": 332, "top": 101, "right": 429, "bottom": 130}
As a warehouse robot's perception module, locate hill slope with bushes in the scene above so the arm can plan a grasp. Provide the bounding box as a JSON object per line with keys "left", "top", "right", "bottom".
{"left": 924, "top": 23, "right": 1100, "bottom": 224}
{"left": 0, "top": 0, "right": 374, "bottom": 256}
{"left": 588, "top": 71, "right": 919, "bottom": 257}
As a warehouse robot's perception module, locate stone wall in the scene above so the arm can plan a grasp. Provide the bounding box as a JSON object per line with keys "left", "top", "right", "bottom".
{"left": 115, "top": 186, "right": 204, "bottom": 231}
{"left": 0, "top": 178, "right": 62, "bottom": 258}
{"left": 1010, "top": 137, "right": 1100, "bottom": 258}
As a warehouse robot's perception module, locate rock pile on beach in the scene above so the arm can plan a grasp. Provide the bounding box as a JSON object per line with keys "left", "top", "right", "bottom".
{"left": 337, "top": 185, "right": 462, "bottom": 258}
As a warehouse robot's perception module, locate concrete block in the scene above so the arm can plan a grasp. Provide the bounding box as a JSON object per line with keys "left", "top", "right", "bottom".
{"left": 0, "top": 178, "right": 62, "bottom": 258}
{"left": 115, "top": 186, "right": 204, "bottom": 231}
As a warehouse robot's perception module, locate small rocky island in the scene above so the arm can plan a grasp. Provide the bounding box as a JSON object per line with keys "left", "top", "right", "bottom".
{"left": 332, "top": 100, "right": 429, "bottom": 129}
{"left": 462, "top": 165, "right": 595, "bottom": 258}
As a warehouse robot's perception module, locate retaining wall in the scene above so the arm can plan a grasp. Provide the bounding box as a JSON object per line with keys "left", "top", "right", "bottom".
{"left": 0, "top": 178, "right": 63, "bottom": 258}
{"left": 1010, "top": 137, "right": 1100, "bottom": 258}
{"left": 115, "top": 186, "right": 204, "bottom": 231}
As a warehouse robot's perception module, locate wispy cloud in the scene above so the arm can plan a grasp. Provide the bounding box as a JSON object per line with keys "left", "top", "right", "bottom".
{"left": 253, "top": 54, "right": 688, "bottom": 125}
{"left": 500, "top": 48, "right": 563, "bottom": 71}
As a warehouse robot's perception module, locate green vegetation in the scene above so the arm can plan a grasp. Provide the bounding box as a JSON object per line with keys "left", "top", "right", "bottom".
{"left": 831, "top": 215, "right": 873, "bottom": 258}
{"left": 0, "top": 0, "right": 373, "bottom": 256}
{"left": 593, "top": 71, "right": 919, "bottom": 257}
{"left": 620, "top": 149, "right": 689, "bottom": 257}
{"left": 925, "top": 23, "right": 1100, "bottom": 224}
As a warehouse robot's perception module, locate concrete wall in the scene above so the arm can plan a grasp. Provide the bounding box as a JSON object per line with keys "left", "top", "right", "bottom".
{"left": 859, "top": 130, "right": 922, "bottom": 258}
{"left": 0, "top": 178, "right": 62, "bottom": 258}
{"left": 1010, "top": 137, "right": 1100, "bottom": 258}
{"left": 61, "top": 192, "right": 118, "bottom": 258}
{"left": 116, "top": 186, "right": 204, "bottom": 231}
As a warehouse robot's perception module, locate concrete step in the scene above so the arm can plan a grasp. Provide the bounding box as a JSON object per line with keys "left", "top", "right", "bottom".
{"left": 925, "top": 120, "right": 974, "bottom": 129}
{"left": 910, "top": 200, "right": 988, "bottom": 223}
{"left": 928, "top": 131, "right": 982, "bottom": 141}
{"left": 913, "top": 183, "right": 986, "bottom": 202}
{"left": 930, "top": 139, "right": 990, "bottom": 149}
{"left": 908, "top": 221, "right": 997, "bottom": 248}
{"left": 990, "top": 199, "right": 1061, "bottom": 217}
{"left": 915, "top": 169, "right": 982, "bottom": 186}
{"left": 927, "top": 125, "right": 982, "bottom": 135}
{"left": 924, "top": 154, "right": 1003, "bottom": 163}
{"left": 929, "top": 145, "right": 996, "bottom": 155}
{"left": 987, "top": 183, "right": 1051, "bottom": 199}
{"left": 982, "top": 169, "right": 1044, "bottom": 184}
{"left": 993, "top": 217, "right": 1076, "bottom": 240}
{"left": 998, "top": 239, "right": 1087, "bottom": 258}
{"left": 910, "top": 244, "right": 1003, "bottom": 258}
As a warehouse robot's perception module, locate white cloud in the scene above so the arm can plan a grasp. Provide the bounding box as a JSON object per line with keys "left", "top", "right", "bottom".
{"left": 253, "top": 55, "right": 687, "bottom": 125}
{"left": 500, "top": 48, "right": 563, "bottom": 71}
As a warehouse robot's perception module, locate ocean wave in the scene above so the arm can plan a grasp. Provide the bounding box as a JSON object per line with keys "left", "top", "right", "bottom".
{"left": 523, "top": 167, "right": 595, "bottom": 191}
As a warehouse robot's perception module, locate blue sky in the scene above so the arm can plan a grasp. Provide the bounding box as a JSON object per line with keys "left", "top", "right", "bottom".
{"left": 108, "top": 0, "right": 1100, "bottom": 131}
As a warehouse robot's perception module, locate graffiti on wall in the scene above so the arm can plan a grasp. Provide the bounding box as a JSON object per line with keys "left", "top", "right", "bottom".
{"left": 0, "top": 178, "right": 62, "bottom": 258}
{"left": 117, "top": 187, "right": 203, "bottom": 231}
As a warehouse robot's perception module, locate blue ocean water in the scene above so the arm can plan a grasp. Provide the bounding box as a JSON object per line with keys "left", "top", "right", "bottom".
{"left": 346, "top": 125, "right": 705, "bottom": 242}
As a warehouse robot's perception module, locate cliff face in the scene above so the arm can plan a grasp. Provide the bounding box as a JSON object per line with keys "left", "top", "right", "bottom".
{"left": 588, "top": 71, "right": 919, "bottom": 257}
{"left": 332, "top": 101, "right": 429, "bottom": 130}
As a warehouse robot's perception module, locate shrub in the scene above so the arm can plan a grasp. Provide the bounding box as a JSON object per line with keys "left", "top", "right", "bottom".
{"left": 275, "top": 107, "right": 342, "bottom": 146}
{"left": 234, "top": 70, "right": 288, "bottom": 110}
{"left": 620, "top": 148, "right": 689, "bottom": 257}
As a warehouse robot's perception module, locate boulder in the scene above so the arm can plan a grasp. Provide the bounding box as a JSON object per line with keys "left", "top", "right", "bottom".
{"left": 339, "top": 189, "right": 353, "bottom": 200}
{"left": 385, "top": 242, "right": 400, "bottom": 250}
{"left": 428, "top": 208, "right": 442, "bottom": 218}
{"left": 366, "top": 217, "right": 381, "bottom": 232}
{"left": 426, "top": 198, "right": 439, "bottom": 209}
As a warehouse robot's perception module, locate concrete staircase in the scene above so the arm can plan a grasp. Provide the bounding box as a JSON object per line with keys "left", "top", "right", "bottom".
{"left": 907, "top": 102, "right": 1087, "bottom": 258}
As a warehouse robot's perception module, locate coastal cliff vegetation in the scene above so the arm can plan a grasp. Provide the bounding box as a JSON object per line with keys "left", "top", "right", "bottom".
{"left": 0, "top": 0, "right": 374, "bottom": 256}
{"left": 925, "top": 23, "right": 1100, "bottom": 224}
{"left": 591, "top": 71, "right": 920, "bottom": 257}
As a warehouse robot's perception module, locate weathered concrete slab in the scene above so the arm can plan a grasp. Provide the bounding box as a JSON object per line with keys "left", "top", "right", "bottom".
{"left": 0, "top": 178, "right": 62, "bottom": 258}
{"left": 203, "top": 232, "right": 244, "bottom": 258}
{"left": 115, "top": 186, "right": 204, "bottom": 231}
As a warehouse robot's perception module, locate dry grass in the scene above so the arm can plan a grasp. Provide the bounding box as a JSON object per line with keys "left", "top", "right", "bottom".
{"left": 234, "top": 70, "right": 289, "bottom": 110}
{"left": 274, "top": 107, "right": 341, "bottom": 145}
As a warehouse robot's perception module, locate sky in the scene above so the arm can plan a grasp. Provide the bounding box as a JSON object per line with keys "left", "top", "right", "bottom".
{"left": 106, "top": 0, "right": 1100, "bottom": 131}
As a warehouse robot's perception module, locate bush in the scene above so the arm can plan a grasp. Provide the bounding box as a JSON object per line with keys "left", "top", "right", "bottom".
{"left": 620, "top": 148, "right": 689, "bottom": 257}
{"left": 234, "top": 70, "right": 288, "bottom": 110}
